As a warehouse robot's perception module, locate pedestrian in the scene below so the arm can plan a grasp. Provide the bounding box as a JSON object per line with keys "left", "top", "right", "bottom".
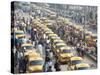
{"left": 18, "top": 57, "right": 24, "bottom": 73}
{"left": 49, "top": 50, "right": 53, "bottom": 60}
{"left": 27, "top": 25, "right": 32, "bottom": 34}
{"left": 31, "top": 28, "right": 35, "bottom": 41}
{"left": 46, "top": 59, "right": 53, "bottom": 72}
{"left": 18, "top": 56, "right": 27, "bottom": 73}
{"left": 47, "top": 66, "right": 52, "bottom": 72}
{"left": 76, "top": 44, "right": 81, "bottom": 56}
{"left": 45, "top": 56, "right": 51, "bottom": 63}
{"left": 54, "top": 60, "right": 61, "bottom": 71}
{"left": 81, "top": 47, "right": 85, "bottom": 58}
{"left": 22, "top": 57, "right": 27, "bottom": 73}
{"left": 45, "top": 56, "right": 50, "bottom": 71}
{"left": 37, "top": 42, "right": 43, "bottom": 55}
{"left": 21, "top": 22, "right": 26, "bottom": 33}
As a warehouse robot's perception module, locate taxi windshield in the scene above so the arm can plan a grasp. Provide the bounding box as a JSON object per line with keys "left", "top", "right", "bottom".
{"left": 55, "top": 41, "right": 63, "bottom": 44}
{"left": 15, "top": 32, "right": 24, "bottom": 35}
{"left": 77, "top": 67, "right": 88, "bottom": 70}
{"left": 62, "top": 50, "right": 71, "bottom": 53}
{"left": 30, "top": 60, "right": 44, "bottom": 65}
{"left": 23, "top": 46, "right": 33, "bottom": 50}
{"left": 57, "top": 45, "right": 66, "bottom": 48}
{"left": 72, "top": 60, "right": 82, "bottom": 65}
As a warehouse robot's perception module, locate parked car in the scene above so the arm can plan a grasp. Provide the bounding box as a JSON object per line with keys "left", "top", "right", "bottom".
{"left": 67, "top": 56, "right": 83, "bottom": 70}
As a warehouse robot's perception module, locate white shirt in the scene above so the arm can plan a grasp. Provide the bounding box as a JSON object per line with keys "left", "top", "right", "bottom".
{"left": 37, "top": 44, "right": 43, "bottom": 55}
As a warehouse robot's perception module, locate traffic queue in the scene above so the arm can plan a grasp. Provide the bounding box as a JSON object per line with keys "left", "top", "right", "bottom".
{"left": 13, "top": 29, "right": 45, "bottom": 73}
{"left": 46, "top": 16, "right": 97, "bottom": 61}
{"left": 11, "top": 4, "right": 98, "bottom": 73}
{"left": 11, "top": 2, "right": 98, "bottom": 74}
{"left": 33, "top": 18, "right": 91, "bottom": 70}
{"left": 11, "top": 15, "right": 92, "bottom": 73}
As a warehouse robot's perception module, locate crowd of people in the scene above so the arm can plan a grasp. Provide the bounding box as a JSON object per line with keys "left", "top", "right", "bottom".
{"left": 49, "top": 18, "right": 97, "bottom": 59}
{"left": 11, "top": 3, "right": 97, "bottom": 73}
{"left": 11, "top": 7, "right": 63, "bottom": 73}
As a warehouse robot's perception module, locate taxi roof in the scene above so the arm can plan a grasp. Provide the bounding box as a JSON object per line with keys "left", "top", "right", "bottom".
{"left": 24, "top": 50, "right": 36, "bottom": 55}
{"left": 45, "top": 29, "right": 53, "bottom": 32}
{"left": 70, "top": 56, "right": 83, "bottom": 61}
{"left": 60, "top": 46, "right": 72, "bottom": 50}
{"left": 28, "top": 52, "right": 40, "bottom": 57}
{"left": 56, "top": 42, "right": 66, "bottom": 46}
{"left": 48, "top": 34, "right": 58, "bottom": 37}
{"left": 44, "top": 29, "right": 52, "bottom": 32}
{"left": 53, "top": 39, "right": 64, "bottom": 43}
{"left": 74, "top": 25, "right": 83, "bottom": 30}
{"left": 51, "top": 36, "right": 60, "bottom": 39}
{"left": 29, "top": 57, "right": 43, "bottom": 61}
{"left": 24, "top": 50, "right": 41, "bottom": 57}
{"left": 60, "top": 53, "right": 73, "bottom": 57}
{"left": 45, "top": 31, "right": 54, "bottom": 34}
{"left": 16, "top": 34, "right": 25, "bottom": 38}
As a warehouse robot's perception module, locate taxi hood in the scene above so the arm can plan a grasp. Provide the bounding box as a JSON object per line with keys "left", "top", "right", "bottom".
{"left": 29, "top": 65, "right": 43, "bottom": 71}
{"left": 60, "top": 53, "right": 73, "bottom": 58}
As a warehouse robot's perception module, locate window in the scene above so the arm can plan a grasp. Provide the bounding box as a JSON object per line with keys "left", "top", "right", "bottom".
{"left": 29, "top": 60, "right": 44, "bottom": 65}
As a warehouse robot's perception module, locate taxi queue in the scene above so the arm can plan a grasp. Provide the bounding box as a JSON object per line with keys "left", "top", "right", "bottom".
{"left": 12, "top": 17, "right": 91, "bottom": 73}
{"left": 33, "top": 19, "right": 90, "bottom": 70}
{"left": 46, "top": 16, "right": 97, "bottom": 60}
{"left": 14, "top": 29, "right": 45, "bottom": 73}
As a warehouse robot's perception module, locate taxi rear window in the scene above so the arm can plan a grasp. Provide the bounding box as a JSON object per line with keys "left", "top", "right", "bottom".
{"left": 30, "top": 60, "right": 44, "bottom": 65}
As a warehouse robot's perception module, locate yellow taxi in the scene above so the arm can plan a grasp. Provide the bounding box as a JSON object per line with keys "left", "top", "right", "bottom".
{"left": 85, "top": 35, "right": 96, "bottom": 47}
{"left": 85, "top": 36, "right": 92, "bottom": 41}
{"left": 54, "top": 42, "right": 67, "bottom": 53}
{"left": 57, "top": 46, "right": 74, "bottom": 63}
{"left": 15, "top": 30, "right": 25, "bottom": 38}
{"left": 53, "top": 39, "right": 64, "bottom": 44}
{"left": 55, "top": 42, "right": 67, "bottom": 49}
{"left": 85, "top": 30, "right": 92, "bottom": 36}
{"left": 51, "top": 37, "right": 61, "bottom": 46}
{"left": 75, "top": 63, "right": 90, "bottom": 70}
{"left": 26, "top": 56, "right": 44, "bottom": 72}
{"left": 52, "top": 39, "right": 64, "bottom": 47}
{"left": 21, "top": 43, "right": 33, "bottom": 51}
{"left": 48, "top": 33, "right": 58, "bottom": 38}
{"left": 91, "top": 33, "right": 97, "bottom": 42}
{"left": 51, "top": 39, "right": 65, "bottom": 52}
{"left": 52, "top": 42, "right": 67, "bottom": 55}
{"left": 50, "top": 36, "right": 60, "bottom": 41}
{"left": 24, "top": 50, "right": 40, "bottom": 57}
{"left": 67, "top": 56, "right": 83, "bottom": 70}
{"left": 74, "top": 25, "right": 83, "bottom": 31}
{"left": 45, "top": 30, "right": 54, "bottom": 35}
{"left": 48, "top": 34, "right": 58, "bottom": 37}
